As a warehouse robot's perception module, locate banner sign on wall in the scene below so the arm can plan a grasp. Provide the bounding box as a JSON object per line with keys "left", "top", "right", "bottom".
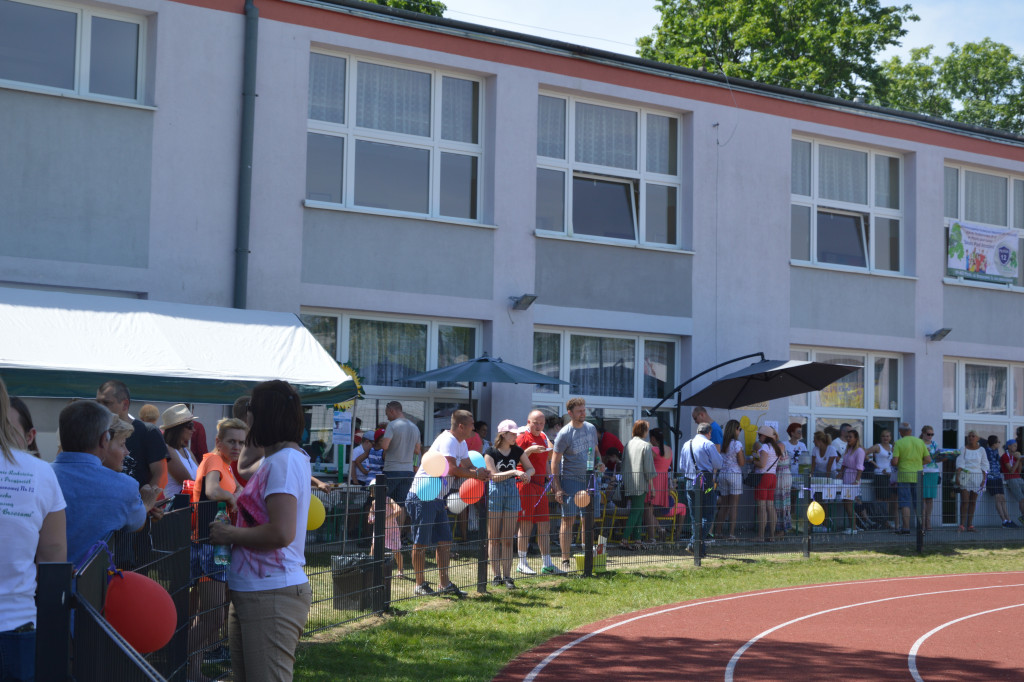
{"left": 947, "top": 221, "right": 1018, "bottom": 284}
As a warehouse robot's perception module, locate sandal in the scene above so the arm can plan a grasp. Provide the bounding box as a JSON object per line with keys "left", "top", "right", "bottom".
{"left": 967, "top": 526, "right": 976, "bottom": 532}
{"left": 958, "top": 525, "right": 965, "bottom": 532}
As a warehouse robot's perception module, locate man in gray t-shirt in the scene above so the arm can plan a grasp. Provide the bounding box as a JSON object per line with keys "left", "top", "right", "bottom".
{"left": 379, "top": 401, "right": 421, "bottom": 507}
{"left": 551, "top": 398, "right": 603, "bottom": 570}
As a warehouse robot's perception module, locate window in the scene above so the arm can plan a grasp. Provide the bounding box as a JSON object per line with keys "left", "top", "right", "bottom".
{"left": 306, "top": 53, "right": 482, "bottom": 220}
{"left": 788, "top": 347, "right": 900, "bottom": 443}
{"left": 944, "top": 165, "right": 1024, "bottom": 287}
{"left": 791, "top": 139, "right": 903, "bottom": 272}
{"left": 942, "top": 359, "right": 1024, "bottom": 456}
{"left": 0, "top": 0, "right": 144, "bottom": 102}
{"left": 536, "top": 94, "right": 682, "bottom": 247}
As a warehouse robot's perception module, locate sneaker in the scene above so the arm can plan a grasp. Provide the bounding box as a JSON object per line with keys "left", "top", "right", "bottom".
{"left": 203, "top": 645, "right": 230, "bottom": 664}
{"left": 438, "top": 582, "right": 467, "bottom": 598}
{"left": 517, "top": 563, "right": 537, "bottom": 575}
{"left": 414, "top": 582, "right": 436, "bottom": 596}
{"left": 504, "top": 578, "right": 517, "bottom": 589}
{"left": 541, "top": 564, "right": 566, "bottom": 575}
{"left": 1003, "top": 520, "right": 1019, "bottom": 528}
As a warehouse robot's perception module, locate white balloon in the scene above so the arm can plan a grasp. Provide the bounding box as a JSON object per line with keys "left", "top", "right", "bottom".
{"left": 446, "top": 492, "right": 468, "bottom": 515}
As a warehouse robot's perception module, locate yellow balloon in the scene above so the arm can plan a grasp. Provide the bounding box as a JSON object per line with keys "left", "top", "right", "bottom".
{"left": 807, "top": 500, "right": 825, "bottom": 526}
{"left": 308, "top": 495, "right": 326, "bottom": 530}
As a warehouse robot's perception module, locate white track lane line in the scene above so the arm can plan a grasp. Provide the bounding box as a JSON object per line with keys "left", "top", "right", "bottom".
{"left": 907, "top": 603, "right": 1024, "bottom": 682}
{"left": 521, "top": 573, "right": 1024, "bottom": 681}
{"left": 724, "top": 583, "right": 1024, "bottom": 682}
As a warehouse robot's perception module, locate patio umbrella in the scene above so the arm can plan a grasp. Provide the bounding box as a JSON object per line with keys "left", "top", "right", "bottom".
{"left": 681, "top": 359, "right": 860, "bottom": 410}
{"left": 404, "top": 353, "right": 567, "bottom": 403}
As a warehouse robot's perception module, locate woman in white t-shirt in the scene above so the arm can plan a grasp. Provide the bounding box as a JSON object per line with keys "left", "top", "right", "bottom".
{"left": 162, "top": 404, "right": 200, "bottom": 497}
{"left": 714, "top": 420, "right": 745, "bottom": 540}
{"left": 209, "top": 380, "right": 312, "bottom": 680}
{"left": 784, "top": 424, "right": 809, "bottom": 531}
{"left": 0, "top": 378, "right": 66, "bottom": 681}
{"left": 956, "top": 430, "right": 987, "bottom": 532}
{"left": 864, "top": 430, "right": 896, "bottom": 529}
{"left": 752, "top": 426, "right": 781, "bottom": 542}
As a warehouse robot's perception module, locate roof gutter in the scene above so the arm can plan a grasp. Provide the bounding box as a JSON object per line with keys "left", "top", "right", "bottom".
{"left": 234, "top": 0, "right": 259, "bottom": 309}
{"left": 284, "top": 0, "right": 1024, "bottom": 149}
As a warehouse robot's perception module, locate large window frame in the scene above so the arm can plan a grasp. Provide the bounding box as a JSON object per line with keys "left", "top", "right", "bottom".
{"left": 535, "top": 93, "right": 683, "bottom": 248}
{"left": 305, "top": 52, "right": 484, "bottom": 222}
{"left": 943, "top": 164, "right": 1024, "bottom": 289}
{"left": 791, "top": 138, "right": 904, "bottom": 273}
{"left": 0, "top": 0, "right": 146, "bottom": 104}
{"left": 788, "top": 346, "right": 902, "bottom": 445}
{"left": 942, "top": 357, "right": 1024, "bottom": 452}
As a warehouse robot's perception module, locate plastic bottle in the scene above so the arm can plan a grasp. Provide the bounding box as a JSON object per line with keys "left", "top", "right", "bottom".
{"left": 213, "top": 502, "right": 232, "bottom": 566}
{"left": 586, "top": 446, "right": 595, "bottom": 472}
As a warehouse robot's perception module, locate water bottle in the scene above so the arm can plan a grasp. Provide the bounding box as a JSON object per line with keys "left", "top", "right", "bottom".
{"left": 587, "top": 447, "right": 595, "bottom": 472}
{"left": 213, "top": 502, "right": 232, "bottom": 566}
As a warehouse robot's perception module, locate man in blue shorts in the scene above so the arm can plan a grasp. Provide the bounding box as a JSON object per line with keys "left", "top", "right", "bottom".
{"left": 407, "top": 410, "right": 489, "bottom": 597}
{"left": 892, "top": 422, "right": 930, "bottom": 534}
{"left": 552, "top": 398, "right": 604, "bottom": 572}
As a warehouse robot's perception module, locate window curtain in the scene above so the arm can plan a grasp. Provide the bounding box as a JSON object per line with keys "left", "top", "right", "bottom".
{"left": 574, "top": 102, "right": 637, "bottom": 170}
{"left": 818, "top": 145, "right": 867, "bottom": 205}
{"left": 356, "top": 62, "right": 430, "bottom": 137}
{"left": 791, "top": 140, "right": 811, "bottom": 196}
{"left": 533, "top": 332, "right": 560, "bottom": 393}
{"left": 308, "top": 53, "right": 346, "bottom": 123}
{"left": 964, "top": 364, "right": 1007, "bottom": 415}
{"left": 944, "top": 167, "right": 959, "bottom": 219}
{"left": 643, "top": 340, "right": 674, "bottom": 399}
{"left": 349, "top": 319, "right": 427, "bottom": 387}
{"left": 1014, "top": 179, "right": 1024, "bottom": 230}
{"left": 874, "top": 155, "right": 899, "bottom": 209}
{"left": 570, "top": 335, "right": 635, "bottom": 397}
{"left": 441, "top": 76, "right": 477, "bottom": 143}
{"left": 964, "top": 170, "right": 1007, "bottom": 226}
{"left": 873, "top": 357, "right": 899, "bottom": 410}
{"left": 436, "top": 325, "right": 475, "bottom": 388}
{"left": 537, "top": 95, "right": 566, "bottom": 159}
{"left": 645, "top": 114, "right": 677, "bottom": 175}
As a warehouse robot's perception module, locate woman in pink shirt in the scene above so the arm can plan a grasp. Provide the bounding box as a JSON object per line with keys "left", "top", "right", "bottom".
{"left": 840, "top": 430, "right": 866, "bottom": 534}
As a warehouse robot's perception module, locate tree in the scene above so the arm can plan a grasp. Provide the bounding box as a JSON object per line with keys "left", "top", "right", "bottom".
{"left": 636, "top": 0, "right": 918, "bottom": 100}
{"left": 363, "top": 0, "right": 446, "bottom": 17}
{"left": 870, "top": 39, "right": 1024, "bottom": 134}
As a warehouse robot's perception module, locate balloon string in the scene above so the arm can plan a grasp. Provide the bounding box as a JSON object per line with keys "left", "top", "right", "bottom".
{"left": 80, "top": 540, "right": 120, "bottom": 582}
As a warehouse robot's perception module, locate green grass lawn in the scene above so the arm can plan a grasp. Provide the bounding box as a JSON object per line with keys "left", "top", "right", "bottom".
{"left": 293, "top": 546, "right": 1023, "bottom": 681}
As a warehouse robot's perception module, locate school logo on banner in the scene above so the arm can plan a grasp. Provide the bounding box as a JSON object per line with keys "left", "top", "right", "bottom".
{"left": 946, "top": 221, "right": 1018, "bottom": 284}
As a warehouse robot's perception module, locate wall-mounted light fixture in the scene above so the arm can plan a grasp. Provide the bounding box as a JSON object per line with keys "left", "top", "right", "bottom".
{"left": 927, "top": 328, "right": 952, "bottom": 342}
{"left": 509, "top": 294, "right": 537, "bottom": 311}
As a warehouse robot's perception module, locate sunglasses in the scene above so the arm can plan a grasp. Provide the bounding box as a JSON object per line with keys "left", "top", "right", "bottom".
{"left": 924, "top": 432, "right": 934, "bottom": 436}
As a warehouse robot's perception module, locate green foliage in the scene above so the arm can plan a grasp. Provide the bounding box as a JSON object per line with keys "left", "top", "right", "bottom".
{"left": 363, "top": 0, "right": 446, "bottom": 17}
{"left": 869, "top": 38, "right": 1024, "bottom": 133}
{"left": 636, "top": 0, "right": 918, "bottom": 99}
{"left": 948, "top": 222, "right": 964, "bottom": 260}
{"left": 293, "top": 549, "right": 1022, "bottom": 681}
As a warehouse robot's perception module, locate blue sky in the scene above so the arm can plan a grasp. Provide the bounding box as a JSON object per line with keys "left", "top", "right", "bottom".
{"left": 440, "top": 0, "right": 1024, "bottom": 61}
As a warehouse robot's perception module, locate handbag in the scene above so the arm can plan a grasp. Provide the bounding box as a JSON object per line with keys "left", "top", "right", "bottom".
{"left": 610, "top": 477, "right": 626, "bottom": 506}
{"left": 745, "top": 446, "right": 778, "bottom": 487}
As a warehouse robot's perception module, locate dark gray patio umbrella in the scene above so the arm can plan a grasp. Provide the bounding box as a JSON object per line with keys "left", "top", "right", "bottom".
{"left": 404, "top": 353, "right": 568, "bottom": 403}
{"left": 681, "top": 359, "right": 860, "bottom": 410}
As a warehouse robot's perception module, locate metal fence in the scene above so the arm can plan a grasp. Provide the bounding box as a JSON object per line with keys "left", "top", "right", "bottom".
{"left": 36, "top": 469, "right": 1024, "bottom": 679}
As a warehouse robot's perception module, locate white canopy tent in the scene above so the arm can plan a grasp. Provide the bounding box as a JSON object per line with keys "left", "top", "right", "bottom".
{"left": 0, "top": 288, "right": 355, "bottom": 404}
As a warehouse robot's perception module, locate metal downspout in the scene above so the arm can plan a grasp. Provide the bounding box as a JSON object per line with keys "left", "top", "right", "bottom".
{"left": 234, "top": 0, "right": 258, "bottom": 309}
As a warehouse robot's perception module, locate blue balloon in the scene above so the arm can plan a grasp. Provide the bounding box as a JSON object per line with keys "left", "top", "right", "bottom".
{"left": 413, "top": 476, "right": 442, "bottom": 501}
{"left": 468, "top": 450, "right": 486, "bottom": 468}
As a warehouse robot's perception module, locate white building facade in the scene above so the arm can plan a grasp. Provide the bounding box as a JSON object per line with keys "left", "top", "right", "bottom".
{"left": 3, "top": 0, "right": 1024, "bottom": 524}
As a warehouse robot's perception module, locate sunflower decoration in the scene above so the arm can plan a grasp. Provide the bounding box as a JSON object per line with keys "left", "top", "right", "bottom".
{"left": 334, "top": 363, "right": 365, "bottom": 411}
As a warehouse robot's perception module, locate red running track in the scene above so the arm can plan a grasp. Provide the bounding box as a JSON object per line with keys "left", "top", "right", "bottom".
{"left": 495, "top": 572, "right": 1024, "bottom": 681}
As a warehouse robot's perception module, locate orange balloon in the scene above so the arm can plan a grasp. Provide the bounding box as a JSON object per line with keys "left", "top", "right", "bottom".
{"left": 574, "top": 490, "right": 591, "bottom": 508}
{"left": 421, "top": 452, "right": 449, "bottom": 478}
{"left": 460, "top": 478, "right": 485, "bottom": 505}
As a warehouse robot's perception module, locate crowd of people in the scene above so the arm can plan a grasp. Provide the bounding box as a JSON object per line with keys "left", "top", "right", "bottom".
{"left": 0, "top": 376, "right": 315, "bottom": 682}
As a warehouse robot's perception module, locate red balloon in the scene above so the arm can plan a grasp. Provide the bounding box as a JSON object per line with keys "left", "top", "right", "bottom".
{"left": 459, "top": 478, "right": 485, "bottom": 505}
{"left": 104, "top": 570, "right": 177, "bottom": 654}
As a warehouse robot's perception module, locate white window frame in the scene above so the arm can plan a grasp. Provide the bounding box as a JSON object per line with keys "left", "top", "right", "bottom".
{"left": 0, "top": 0, "right": 146, "bottom": 104}
{"left": 532, "top": 326, "right": 679, "bottom": 409}
{"left": 788, "top": 346, "right": 902, "bottom": 438}
{"left": 536, "top": 93, "right": 683, "bottom": 248}
{"left": 791, "top": 137, "right": 904, "bottom": 274}
{"left": 942, "top": 357, "right": 1024, "bottom": 447}
{"left": 943, "top": 164, "right": 1024, "bottom": 290}
{"left": 305, "top": 52, "right": 484, "bottom": 222}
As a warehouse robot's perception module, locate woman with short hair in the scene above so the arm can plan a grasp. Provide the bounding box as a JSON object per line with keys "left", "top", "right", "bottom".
{"left": 620, "top": 420, "right": 655, "bottom": 551}
{"left": 208, "top": 380, "right": 312, "bottom": 681}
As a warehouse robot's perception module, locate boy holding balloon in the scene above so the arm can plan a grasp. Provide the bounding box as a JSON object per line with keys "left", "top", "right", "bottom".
{"left": 407, "top": 410, "right": 490, "bottom": 597}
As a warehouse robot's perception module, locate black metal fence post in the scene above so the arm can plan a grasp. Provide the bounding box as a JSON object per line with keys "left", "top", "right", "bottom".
{"left": 802, "top": 479, "right": 812, "bottom": 559}
{"left": 477, "top": 485, "right": 488, "bottom": 593}
{"left": 583, "top": 474, "right": 595, "bottom": 577}
{"left": 916, "top": 470, "right": 925, "bottom": 553}
{"left": 35, "top": 561, "right": 73, "bottom": 681}
{"left": 371, "top": 475, "right": 387, "bottom": 613}
{"left": 693, "top": 478, "right": 702, "bottom": 567}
